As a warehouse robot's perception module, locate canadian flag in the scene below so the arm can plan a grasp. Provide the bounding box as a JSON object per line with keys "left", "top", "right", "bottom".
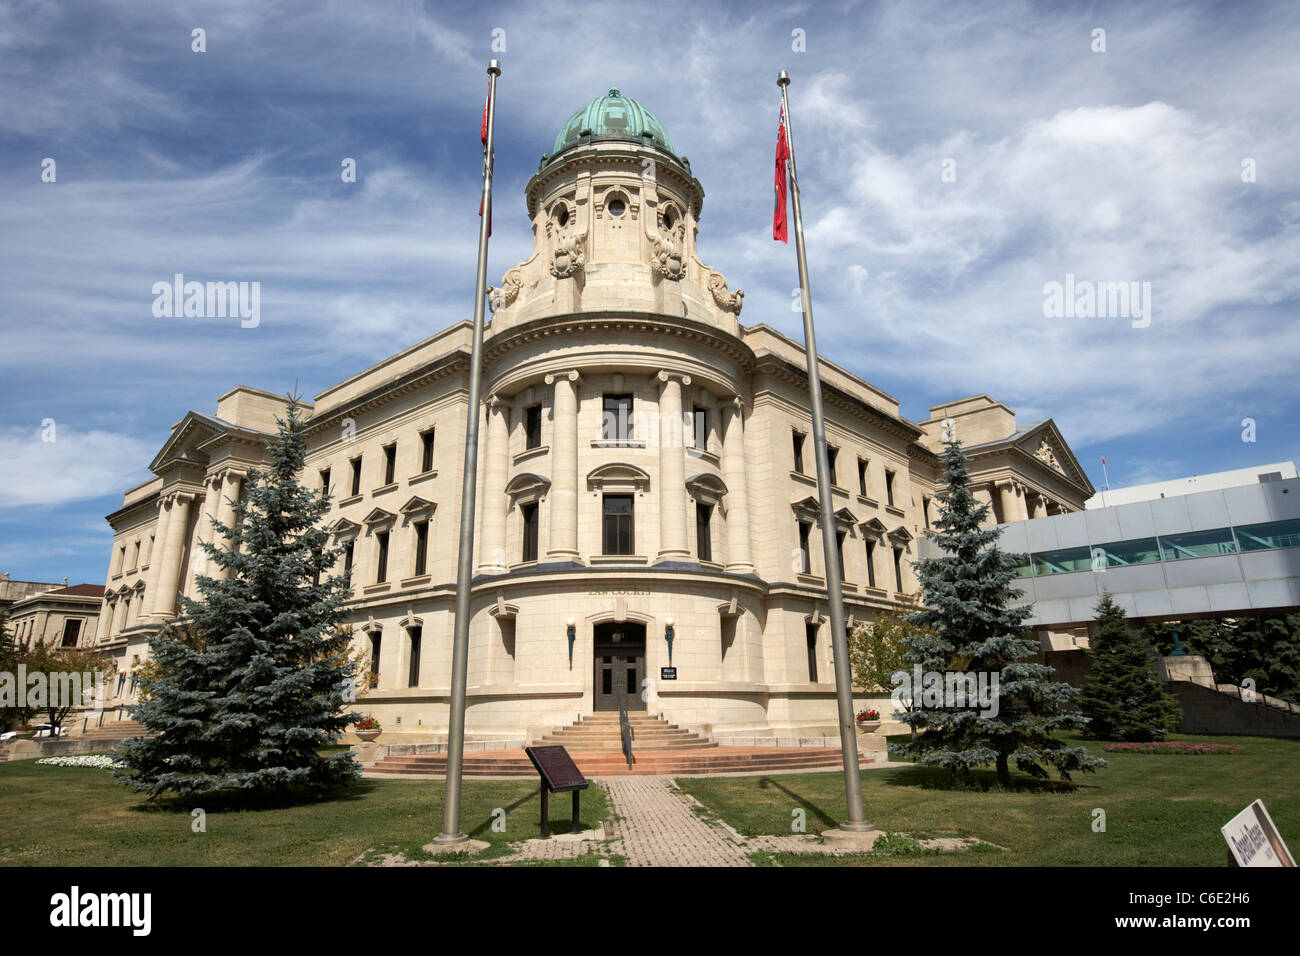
{"left": 773, "top": 104, "right": 789, "bottom": 242}
{"left": 478, "top": 94, "right": 492, "bottom": 237}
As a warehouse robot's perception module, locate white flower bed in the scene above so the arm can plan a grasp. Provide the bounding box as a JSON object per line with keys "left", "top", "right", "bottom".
{"left": 35, "top": 754, "right": 123, "bottom": 769}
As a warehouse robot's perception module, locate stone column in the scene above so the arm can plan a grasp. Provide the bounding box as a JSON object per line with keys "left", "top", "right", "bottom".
{"left": 721, "top": 397, "right": 755, "bottom": 573}
{"left": 1030, "top": 492, "right": 1048, "bottom": 519}
{"left": 142, "top": 496, "right": 171, "bottom": 618}
{"left": 187, "top": 475, "right": 223, "bottom": 594}
{"left": 216, "top": 471, "right": 244, "bottom": 579}
{"left": 109, "top": 595, "right": 127, "bottom": 637}
{"left": 973, "top": 484, "right": 997, "bottom": 527}
{"left": 997, "top": 482, "right": 1020, "bottom": 526}
{"left": 656, "top": 370, "right": 691, "bottom": 562}
{"left": 151, "top": 492, "right": 193, "bottom": 618}
{"left": 93, "top": 597, "right": 112, "bottom": 645}
{"left": 476, "top": 394, "right": 511, "bottom": 573}
{"left": 545, "top": 370, "right": 581, "bottom": 561}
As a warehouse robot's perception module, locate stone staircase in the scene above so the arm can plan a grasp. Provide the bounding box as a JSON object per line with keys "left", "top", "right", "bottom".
{"left": 75, "top": 719, "right": 150, "bottom": 742}
{"left": 535, "top": 712, "right": 716, "bottom": 752}
{"left": 367, "top": 744, "right": 874, "bottom": 777}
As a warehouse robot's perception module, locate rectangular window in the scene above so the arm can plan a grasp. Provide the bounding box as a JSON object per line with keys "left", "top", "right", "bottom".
{"left": 130, "top": 540, "right": 140, "bottom": 570}
{"left": 343, "top": 540, "right": 355, "bottom": 573}
{"left": 383, "top": 444, "right": 396, "bottom": 485}
{"left": 858, "top": 458, "right": 869, "bottom": 497}
{"left": 350, "top": 458, "right": 362, "bottom": 496}
{"left": 885, "top": 469, "right": 896, "bottom": 507}
{"left": 827, "top": 446, "right": 838, "bottom": 485}
{"left": 798, "top": 521, "right": 812, "bottom": 574}
{"left": 602, "top": 394, "right": 634, "bottom": 442}
{"left": 602, "top": 494, "right": 635, "bottom": 555}
{"left": 805, "top": 623, "right": 819, "bottom": 682}
{"left": 320, "top": 468, "right": 331, "bottom": 496}
{"left": 864, "top": 539, "right": 877, "bottom": 588}
{"left": 421, "top": 429, "right": 435, "bottom": 473}
{"left": 60, "top": 619, "right": 81, "bottom": 648}
{"left": 524, "top": 405, "right": 543, "bottom": 450}
{"left": 376, "top": 531, "right": 389, "bottom": 583}
{"left": 922, "top": 496, "right": 931, "bottom": 529}
{"left": 792, "top": 431, "right": 806, "bottom": 474}
{"left": 696, "top": 503, "right": 713, "bottom": 562}
{"left": 835, "top": 530, "right": 846, "bottom": 578}
{"left": 893, "top": 547, "right": 905, "bottom": 592}
{"left": 413, "top": 520, "right": 428, "bottom": 576}
{"left": 1093, "top": 537, "right": 1161, "bottom": 568}
{"left": 369, "top": 633, "right": 381, "bottom": 686}
{"left": 693, "top": 406, "right": 708, "bottom": 451}
{"left": 1159, "top": 527, "right": 1238, "bottom": 561}
{"left": 521, "top": 502, "right": 539, "bottom": 562}
{"left": 1235, "top": 518, "right": 1300, "bottom": 552}
{"left": 117, "top": 546, "right": 126, "bottom": 574}
{"left": 407, "top": 626, "right": 422, "bottom": 688}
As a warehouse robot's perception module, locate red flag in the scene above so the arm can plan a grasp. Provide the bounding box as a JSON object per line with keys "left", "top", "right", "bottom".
{"left": 478, "top": 94, "right": 492, "bottom": 237}
{"left": 773, "top": 104, "right": 789, "bottom": 242}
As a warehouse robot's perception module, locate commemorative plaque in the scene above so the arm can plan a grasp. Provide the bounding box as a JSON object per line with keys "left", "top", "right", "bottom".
{"left": 524, "top": 745, "right": 589, "bottom": 838}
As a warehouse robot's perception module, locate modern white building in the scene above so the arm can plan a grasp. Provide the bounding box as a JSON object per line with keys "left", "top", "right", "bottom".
{"left": 1087, "top": 462, "right": 1298, "bottom": 509}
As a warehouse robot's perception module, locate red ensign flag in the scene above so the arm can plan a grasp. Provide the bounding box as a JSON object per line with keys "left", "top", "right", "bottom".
{"left": 773, "top": 105, "right": 789, "bottom": 242}
{"left": 478, "top": 94, "right": 492, "bottom": 237}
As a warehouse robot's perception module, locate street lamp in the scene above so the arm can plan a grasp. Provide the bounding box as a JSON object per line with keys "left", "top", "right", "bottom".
{"left": 566, "top": 618, "right": 576, "bottom": 668}
{"left": 665, "top": 617, "right": 674, "bottom": 666}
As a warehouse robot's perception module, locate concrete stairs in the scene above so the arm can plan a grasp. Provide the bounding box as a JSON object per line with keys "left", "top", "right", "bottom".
{"left": 75, "top": 719, "right": 150, "bottom": 741}
{"left": 534, "top": 712, "right": 715, "bottom": 752}
{"left": 367, "top": 744, "right": 875, "bottom": 777}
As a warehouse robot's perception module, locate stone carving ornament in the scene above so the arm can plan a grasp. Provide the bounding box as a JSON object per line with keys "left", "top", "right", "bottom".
{"left": 650, "top": 221, "right": 687, "bottom": 279}
{"left": 707, "top": 272, "right": 744, "bottom": 314}
{"left": 550, "top": 229, "right": 587, "bottom": 279}
{"left": 1035, "top": 440, "right": 1062, "bottom": 473}
{"left": 487, "top": 268, "right": 523, "bottom": 312}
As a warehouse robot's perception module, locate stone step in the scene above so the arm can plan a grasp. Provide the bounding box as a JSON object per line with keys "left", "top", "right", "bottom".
{"left": 369, "top": 745, "right": 873, "bottom": 777}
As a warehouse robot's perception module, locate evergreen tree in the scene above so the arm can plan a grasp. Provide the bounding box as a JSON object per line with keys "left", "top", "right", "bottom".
{"left": 893, "top": 438, "right": 1105, "bottom": 785}
{"left": 1147, "top": 615, "right": 1300, "bottom": 705}
{"left": 1078, "top": 593, "right": 1181, "bottom": 740}
{"left": 116, "top": 397, "right": 362, "bottom": 797}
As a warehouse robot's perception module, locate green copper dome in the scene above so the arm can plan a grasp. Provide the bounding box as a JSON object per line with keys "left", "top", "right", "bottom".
{"left": 552, "top": 89, "right": 676, "bottom": 157}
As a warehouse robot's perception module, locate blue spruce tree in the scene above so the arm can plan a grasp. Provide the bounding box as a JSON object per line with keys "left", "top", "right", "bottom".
{"left": 893, "top": 437, "right": 1105, "bottom": 786}
{"left": 116, "top": 397, "right": 362, "bottom": 797}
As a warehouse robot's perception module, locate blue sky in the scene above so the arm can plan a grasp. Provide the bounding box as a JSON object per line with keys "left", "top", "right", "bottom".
{"left": 1, "top": 0, "right": 1297, "bottom": 586}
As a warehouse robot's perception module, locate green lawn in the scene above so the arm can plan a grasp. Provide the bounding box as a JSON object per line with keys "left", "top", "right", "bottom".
{"left": 677, "top": 732, "right": 1300, "bottom": 866}
{"left": 0, "top": 760, "right": 609, "bottom": 866}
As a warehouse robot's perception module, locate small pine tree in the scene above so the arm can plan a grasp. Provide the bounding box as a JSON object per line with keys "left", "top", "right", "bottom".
{"left": 893, "top": 438, "right": 1106, "bottom": 785}
{"left": 1078, "top": 593, "right": 1181, "bottom": 740}
{"left": 116, "top": 396, "right": 362, "bottom": 798}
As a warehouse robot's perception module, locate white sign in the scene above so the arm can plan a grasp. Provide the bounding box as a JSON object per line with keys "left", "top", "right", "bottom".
{"left": 1222, "top": 799, "right": 1295, "bottom": 867}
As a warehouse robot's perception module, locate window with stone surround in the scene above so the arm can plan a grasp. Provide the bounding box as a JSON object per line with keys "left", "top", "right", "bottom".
{"left": 805, "top": 622, "right": 819, "bottom": 682}
{"left": 798, "top": 520, "right": 812, "bottom": 573}
{"left": 383, "top": 444, "right": 396, "bottom": 485}
{"left": 885, "top": 469, "right": 896, "bottom": 507}
{"left": 413, "top": 520, "right": 428, "bottom": 576}
{"left": 602, "top": 394, "right": 635, "bottom": 443}
{"left": 792, "top": 430, "right": 806, "bottom": 474}
{"left": 349, "top": 457, "right": 362, "bottom": 497}
{"left": 696, "top": 502, "right": 713, "bottom": 562}
{"left": 521, "top": 502, "right": 539, "bottom": 562}
{"left": 420, "top": 429, "right": 435, "bottom": 473}
{"left": 858, "top": 458, "right": 869, "bottom": 496}
{"left": 524, "top": 405, "right": 543, "bottom": 450}
{"left": 375, "top": 531, "right": 389, "bottom": 583}
{"left": 602, "top": 494, "right": 634, "bottom": 555}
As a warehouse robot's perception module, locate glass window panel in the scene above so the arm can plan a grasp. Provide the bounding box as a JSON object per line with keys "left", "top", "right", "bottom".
{"left": 1093, "top": 537, "right": 1161, "bottom": 568}
{"left": 1159, "top": 527, "right": 1237, "bottom": 561}
{"left": 1032, "top": 546, "right": 1093, "bottom": 575}
{"left": 1234, "top": 518, "right": 1300, "bottom": 552}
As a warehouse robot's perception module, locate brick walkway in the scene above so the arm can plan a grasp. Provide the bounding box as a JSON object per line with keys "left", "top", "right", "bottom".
{"left": 601, "top": 775, "right": 754, "bottom": 867}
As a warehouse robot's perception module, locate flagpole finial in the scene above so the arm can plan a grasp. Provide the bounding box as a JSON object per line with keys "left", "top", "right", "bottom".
{"left": 488, "top": 59, "right": 501, "bottom": 75}
{"left": 777, "top": 70, "right": 790, "bottom": 86}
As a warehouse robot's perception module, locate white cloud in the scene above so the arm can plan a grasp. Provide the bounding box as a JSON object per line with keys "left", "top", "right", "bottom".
{"left": 0, "top": 427, "right": 155, "bottom": 508}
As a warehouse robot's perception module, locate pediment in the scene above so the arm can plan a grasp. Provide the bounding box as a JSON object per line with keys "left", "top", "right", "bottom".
{"left": 327, "top": 517, "right": 361, "bottom": 536}
{"left": 686, "top": 473, "right": 728, "bottom": 499}
{"left": 1012, "top": 420, "right": 1092, "bottom": 490}
{"left": 505, "top": 473, "right": 551, "bottom": 498}
{"left": 362, "top": 507, "right": 396, "bottom": 526}
{"left": 398, "top": 495, "right": 436, "bottom": 515}
{"left": 859, "top": 517, "right": 889, "bottom": 538}
{"left": 587, "top": 462, "right": 650, "bottom": 492}
{"left": 148, "top": 411, "right": 223, "bottom": 473}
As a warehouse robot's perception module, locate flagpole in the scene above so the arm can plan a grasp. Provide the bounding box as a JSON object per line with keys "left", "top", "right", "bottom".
{"left": 778, "top": 70, "right": 872, "bottom": 834}
{"left": 433, "top": 59, "right": 500, "bottom": 847}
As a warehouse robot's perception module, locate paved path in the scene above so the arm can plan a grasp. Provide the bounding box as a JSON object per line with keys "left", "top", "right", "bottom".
{"left": 601, "top": 775, "right": 754, "bottom": 867}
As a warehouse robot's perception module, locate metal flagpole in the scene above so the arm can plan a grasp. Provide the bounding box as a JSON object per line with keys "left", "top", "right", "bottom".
{"left": 434, "top": 59, "right": 501, "bottom": 846}
{"left": 778, "top": 71, "right": 872, "bottom": 833}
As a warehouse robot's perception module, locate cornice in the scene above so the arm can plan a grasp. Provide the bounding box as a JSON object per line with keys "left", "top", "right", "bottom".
{"left": 303, "top": 351, "right": 471, "bottom": 438}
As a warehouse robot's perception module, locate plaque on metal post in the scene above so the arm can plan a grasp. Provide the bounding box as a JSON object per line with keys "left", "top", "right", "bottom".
{"left": 524, "top": 745, "right": 589, "bottom": 838}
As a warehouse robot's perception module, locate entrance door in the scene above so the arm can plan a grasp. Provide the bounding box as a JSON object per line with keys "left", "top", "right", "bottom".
{"left": 593, "top": 621, "right": 647, "bottom": 711}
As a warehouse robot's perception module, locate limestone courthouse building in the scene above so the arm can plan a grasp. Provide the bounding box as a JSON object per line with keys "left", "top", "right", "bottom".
{"left": 90, "top": 90, "right": 1094, "bottom": 742}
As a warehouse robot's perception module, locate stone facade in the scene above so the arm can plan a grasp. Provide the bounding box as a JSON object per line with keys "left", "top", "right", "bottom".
{"left": 5, "top": 583, "right": 105, "bottom": 650}
{"left": 88, "top": 91, "right": 1093, "bottom": 741}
